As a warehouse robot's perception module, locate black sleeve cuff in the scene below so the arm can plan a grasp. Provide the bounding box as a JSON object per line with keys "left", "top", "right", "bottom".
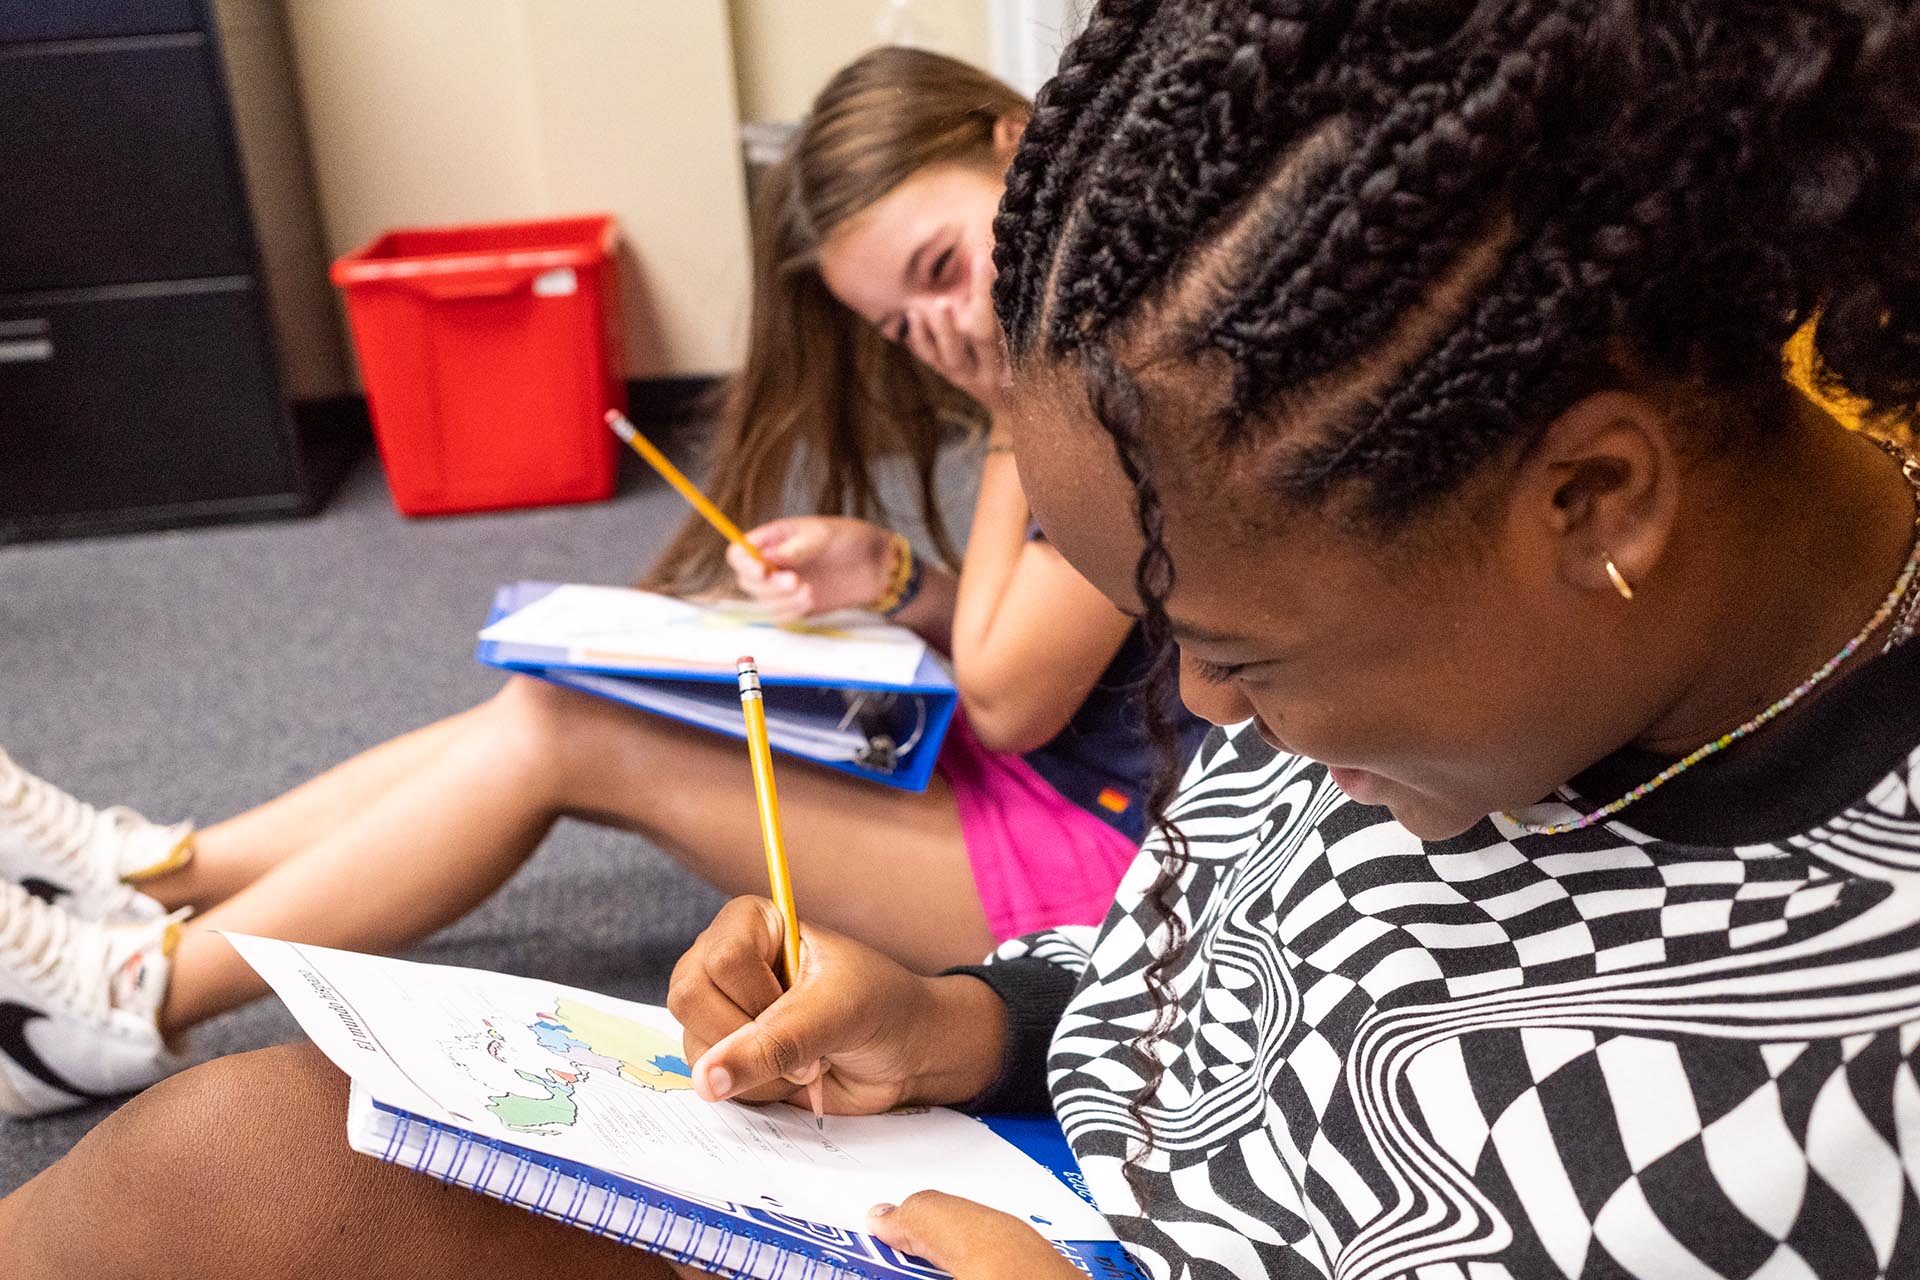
{"left": 938, "top": 957, "right": 1078, "bottom": 1114}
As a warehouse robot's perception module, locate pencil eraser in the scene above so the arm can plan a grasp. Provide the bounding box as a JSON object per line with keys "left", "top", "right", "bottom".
{"left": 737, "top": 655, "right": 756, "bottom": 667}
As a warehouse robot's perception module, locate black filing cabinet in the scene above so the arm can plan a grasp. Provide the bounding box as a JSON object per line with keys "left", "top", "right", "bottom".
{"left": 0, "top": 0, "right": 333, "bottom": 541}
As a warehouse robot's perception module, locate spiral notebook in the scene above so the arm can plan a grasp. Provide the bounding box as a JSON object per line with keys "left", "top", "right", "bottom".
{"left": 476, "top": 582, "right": 959, "bottom": 793}
{"left": 226, "top": 935, "right": 1141, "bottom": 1280}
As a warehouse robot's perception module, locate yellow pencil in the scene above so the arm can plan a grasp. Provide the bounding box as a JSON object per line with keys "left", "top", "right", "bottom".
{"left": 607, "top": 410, "right": 769, "bottom": 568}
{"left": 735, "top": 656, "right": 827, "bottom": 1130}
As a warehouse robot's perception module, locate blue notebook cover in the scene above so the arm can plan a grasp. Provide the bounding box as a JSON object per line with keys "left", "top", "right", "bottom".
{"left": 368, "top": 1098, "right": 1144, "bottom": 1280}
{"left": 476, "top": 582, "right": 958, "bottom": 793}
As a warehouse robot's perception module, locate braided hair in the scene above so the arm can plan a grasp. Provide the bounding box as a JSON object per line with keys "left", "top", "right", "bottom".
{"left": 993, "top": 0, "right": 1920, "bottom": 1179}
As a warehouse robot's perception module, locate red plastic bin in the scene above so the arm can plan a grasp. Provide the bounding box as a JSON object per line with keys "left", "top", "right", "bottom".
{"left": 331, "top": 214, "right": 626, "bottom": 516}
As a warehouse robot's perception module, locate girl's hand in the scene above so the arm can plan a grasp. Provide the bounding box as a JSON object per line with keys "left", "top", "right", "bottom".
{"left": 728, "top": 516, "right": 896, "bottom": 620}
{"left": 905, "top": 248, "right": 1008, "bottom": 409}
{"left": 867, "top": 1192, "right": 1087, "bottom": 1279}
{"left": 668, "top": 897, "right": 1006, "bottom": 1114}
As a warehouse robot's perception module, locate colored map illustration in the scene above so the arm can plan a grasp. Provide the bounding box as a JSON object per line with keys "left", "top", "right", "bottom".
{"left": 449, "top": 997, "right": 693, "bottom": 1135}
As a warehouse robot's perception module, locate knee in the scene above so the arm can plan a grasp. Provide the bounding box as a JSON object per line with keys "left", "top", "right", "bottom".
{"left": 484, "top": 675, "right": 594, "bottom": 747}
{"left": 469, "top": 676, "right": 595, "bottom": 775}
{"left": 484, "top": 675, "right": 663, "bottom": 776}
{"left": 8, "top": 1044, "right": 353, "bottom": 1277}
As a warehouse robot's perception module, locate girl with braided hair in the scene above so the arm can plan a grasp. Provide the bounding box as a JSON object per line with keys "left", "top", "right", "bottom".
{"left": 7, "top": 2, "right": 1920, "bottom": 1277}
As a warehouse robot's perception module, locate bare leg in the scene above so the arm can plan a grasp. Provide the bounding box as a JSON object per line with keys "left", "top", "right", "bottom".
{"left": 138, "top": 707, "right": 486, "bottom": 911}
{"left": 0, "top": 1044, "right": 686, "bottom": 1279}
{"left": 160, "top": 677, "right": 993, "bottom": 1034}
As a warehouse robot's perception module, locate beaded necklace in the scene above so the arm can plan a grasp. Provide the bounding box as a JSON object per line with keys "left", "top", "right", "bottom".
{"left": 1508, "top": 438, "right": 1920, "bottom": 837}
{"left": 1883, "top": 439, "right": 1920, "bottom": 652}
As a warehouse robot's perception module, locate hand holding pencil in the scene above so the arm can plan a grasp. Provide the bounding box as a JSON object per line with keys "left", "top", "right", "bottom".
{"left": 608, "top": 410, "right": 913, "bottom": 625}
{"left": 676, "top": 897, "right": 1011, "bottom": 1116}
{"left": 728, "top": 517, "right": 912, "bottom": 623}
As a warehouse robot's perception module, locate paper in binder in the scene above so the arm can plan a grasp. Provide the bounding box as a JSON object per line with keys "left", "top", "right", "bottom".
{"left": 227, "top": 935, "right": 1143, "bottom": 1280}
{"left": 475, "top": 582, "right": 958, "bottom": 792}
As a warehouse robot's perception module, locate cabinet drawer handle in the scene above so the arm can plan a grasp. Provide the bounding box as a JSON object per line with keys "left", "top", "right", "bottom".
{"left": 0, "top": 337, "right": 53, "bottom": 364}
{"left": 0, "top": 320, "right": 51, "bottom": 365}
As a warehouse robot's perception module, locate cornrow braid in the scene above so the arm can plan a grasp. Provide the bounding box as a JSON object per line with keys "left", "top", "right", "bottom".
{"left": 994, "top": 0, "right": 1920, "bottom": 1185}
{"left": 992, "top": 0, "right": 1163, "bottom": 346}
{"left": 1208, "top": 8, "right": 1585, "bottom": 410}
{"left": 1040, "top": 2, "right": 1326, "bottom": 355}
{"left": 1289, "top": 224, "right": 1591, "bottom": 503}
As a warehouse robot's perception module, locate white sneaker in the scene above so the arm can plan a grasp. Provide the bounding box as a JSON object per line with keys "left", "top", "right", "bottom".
{"left": 0, "top": 881, "right": 188, "bottom": 1117}
{"left": 0, "top": 749, "right": 193, "bottom": 923}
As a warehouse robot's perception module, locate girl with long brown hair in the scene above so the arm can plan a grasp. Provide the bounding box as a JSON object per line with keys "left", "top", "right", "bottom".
{"left": 0, "top": 47, "right": 1202, "bottom": 1120}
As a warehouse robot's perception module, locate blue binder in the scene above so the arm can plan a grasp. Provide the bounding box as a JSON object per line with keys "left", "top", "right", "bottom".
{"left": 476, "top": 582, "right": 958, "bottom": 793}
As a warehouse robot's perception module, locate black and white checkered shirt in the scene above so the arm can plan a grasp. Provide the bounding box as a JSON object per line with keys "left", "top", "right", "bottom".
{"left": 967, "top": 635, "right": 1920, "bottom": 1279}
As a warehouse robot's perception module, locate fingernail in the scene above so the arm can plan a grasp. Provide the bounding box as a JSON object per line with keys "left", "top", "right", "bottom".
{"left": 706, "top": 1065, "right": 732, "bottom": 1098}
{"left": 870, "top": 1203, "right": 897, "bottom": 1218}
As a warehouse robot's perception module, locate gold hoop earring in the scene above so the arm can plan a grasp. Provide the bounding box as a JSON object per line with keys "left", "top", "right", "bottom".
{"left": 1605, "top": 558, "right": 1635, "bottom": 601}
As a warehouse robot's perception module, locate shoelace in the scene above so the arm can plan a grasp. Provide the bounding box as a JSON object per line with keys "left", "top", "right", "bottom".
{"left": 0, "top": 880, "right": 114, "bottom": 1019}
{"left": 0, "top": 753, "right": 119, "bottom": 883}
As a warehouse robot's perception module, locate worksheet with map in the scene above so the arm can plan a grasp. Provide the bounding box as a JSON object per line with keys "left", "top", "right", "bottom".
{"left": 223, "top": 935, "right": 1110, "bottom": 1242}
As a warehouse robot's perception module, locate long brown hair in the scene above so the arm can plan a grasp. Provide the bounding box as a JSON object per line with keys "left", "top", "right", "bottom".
{"left": 645, "top": 47, "right": 1030, "bottom": 595}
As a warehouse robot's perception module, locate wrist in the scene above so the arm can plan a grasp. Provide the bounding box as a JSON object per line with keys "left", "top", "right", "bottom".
{"left": 902, "top": 974, "right": 1007, "bottom": 1106}
{"left": 867, "top": 532, "right": 924, "bottom": 617}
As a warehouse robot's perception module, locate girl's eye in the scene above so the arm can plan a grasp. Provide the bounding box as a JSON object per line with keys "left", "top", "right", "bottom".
{"left": 1189, "top": 656, "right": 1250, "bottom": 685}
{"left": 929, "top": 247, "right": 954, "bottom": 286}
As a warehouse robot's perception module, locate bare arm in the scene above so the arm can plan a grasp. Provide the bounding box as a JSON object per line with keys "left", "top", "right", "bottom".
{"left": 897, "top": 255, "right": 1133, "bottom": 752}
{"left": 946, "top": 437, "right": 1133, "bottom": 755}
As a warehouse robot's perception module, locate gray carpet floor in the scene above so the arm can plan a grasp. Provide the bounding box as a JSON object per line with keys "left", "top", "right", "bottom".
{"left": 0, "top": 434, "right": 975, "bottom": 1195}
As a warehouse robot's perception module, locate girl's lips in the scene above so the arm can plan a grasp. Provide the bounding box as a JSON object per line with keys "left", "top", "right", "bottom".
{"left": 1251, "top": 718, "right": 1385, "bottom": 805}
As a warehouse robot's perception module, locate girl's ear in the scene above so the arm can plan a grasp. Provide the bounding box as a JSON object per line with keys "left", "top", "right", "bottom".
{"left": 992, "top": 113, "right": 1028, "bottom": 165}
{"left": 1511, "top": 390, "right": 1682, "bottom": 603}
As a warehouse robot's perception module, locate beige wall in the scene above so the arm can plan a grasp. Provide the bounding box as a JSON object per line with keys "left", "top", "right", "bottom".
{"left": 283, "top": 0, "right": 751, "bottom": 378}
{"left": 213, "top": 0, "right": 351, "bottom": 399}
{"left": 728, "top": 0, "right": 992, "bottom": 123}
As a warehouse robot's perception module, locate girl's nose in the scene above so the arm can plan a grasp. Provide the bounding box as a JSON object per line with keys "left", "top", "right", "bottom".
{"left": 1177, "top": 656, "right": 1257, "bottom": 728}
